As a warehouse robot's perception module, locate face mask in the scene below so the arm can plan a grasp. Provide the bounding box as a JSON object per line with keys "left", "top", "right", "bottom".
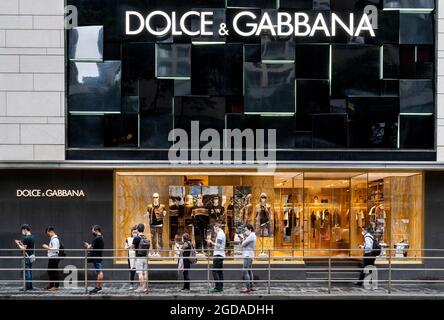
{"left": 245, "top": 230, "right": 251, "bottom": 236}
{"left": 261, "top": 198, "right": 266, "bottom": 205}
{"left": 92, "top": 232, "right": 96, "bottom": 236}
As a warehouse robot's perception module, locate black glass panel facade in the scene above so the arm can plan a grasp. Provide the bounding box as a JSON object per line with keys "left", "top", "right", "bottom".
{"left": 67, "top": 0, "right": 436, "bottom": 160}
{"left": 244, "top": 63, "right": 296, "bottom": 113}
{"left": 68, "top": 61, "right": 121, "bottom": 113}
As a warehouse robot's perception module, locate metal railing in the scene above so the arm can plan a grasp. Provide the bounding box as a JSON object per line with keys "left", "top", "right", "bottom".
{"left": 0, "top": 248, "right": 443, "bottom": 295}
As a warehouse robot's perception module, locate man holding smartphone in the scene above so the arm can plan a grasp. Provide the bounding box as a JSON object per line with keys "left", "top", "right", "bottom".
{"left": 84, "top": 225, "right": 105, "bottom": 294}
{"left": 14, "top": 224, "right": 35, "bottom": 291}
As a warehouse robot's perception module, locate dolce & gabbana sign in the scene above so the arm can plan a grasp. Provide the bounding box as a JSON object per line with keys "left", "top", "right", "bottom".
{"left": 125, "top": 8, "right": 378, "bottom": 38}
{"left": 16, "top": 189, "right": 86, "bottom": 198}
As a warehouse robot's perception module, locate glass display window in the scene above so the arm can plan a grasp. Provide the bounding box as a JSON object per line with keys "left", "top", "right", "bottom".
{"left": 114, "top": 170, "right": 423, "bottom": 263}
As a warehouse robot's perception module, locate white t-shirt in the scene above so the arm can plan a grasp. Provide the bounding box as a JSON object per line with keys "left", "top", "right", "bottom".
{"left": 47, "top": 235, "right": 60, "bottom": 257}
{"left": 213, "top": 229, "right": 226, "bottom": 257}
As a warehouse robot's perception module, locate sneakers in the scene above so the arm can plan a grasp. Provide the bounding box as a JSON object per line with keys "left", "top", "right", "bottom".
{"left": 89, "top": 287, "right": 102, "bottom": 294}
{"left": 240, "top": 288, "right": 250, "bottom": 293}
{"left": 48, "top": 287, "right": 59, "bottom": 292}
{"left": 210, "top": 287, "right": 223, "bottom": 293}
{"left": 134, "top": 287, "right": 147, "bottom": 293}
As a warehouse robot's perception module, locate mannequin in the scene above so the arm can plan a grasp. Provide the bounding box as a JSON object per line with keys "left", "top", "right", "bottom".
{"left": 184, "top": 194, "right": 194, "bottom": 240}
{"left": 242, "top": 194, "right": 254, "bottom": 226}
{"left": 208, "top": 195, "right": 225, "bottom": 242}
{"left": 226, "top": 197, "right": 234, "bottom": 241}
{"left": 147, "top": 192, "right": 167, "bottom": 256}
{"left": 192, "top": 194, "right": 209, "bottom": 252}
{"left": 255, "top": 193, "right": 272, "bottom": 255}
{"left": 255, "top": 193, "right": 273, "bottom": 237}
{"left": 169, "top": 196, "right": 184, "bottom": 239}
{"left": 209, "top": 195, "right": 225, "bottom": 224}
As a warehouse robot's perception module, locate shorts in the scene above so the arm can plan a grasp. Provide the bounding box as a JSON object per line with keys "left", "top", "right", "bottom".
{"left": 93, "top": 262, "right": 103, "bottom": 274}
{"left": 135, "top": 258, "right": 148, "bottom": 274}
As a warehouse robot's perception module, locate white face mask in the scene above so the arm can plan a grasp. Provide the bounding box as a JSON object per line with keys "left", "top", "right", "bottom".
{"left": 260, "top": 198, "right": 266, "bottom": 205}
{"left": 245, "top": 230, "right": 251, "bottom": 236}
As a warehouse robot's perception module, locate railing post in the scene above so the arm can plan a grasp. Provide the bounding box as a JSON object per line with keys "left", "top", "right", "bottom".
{"left": 146, "top": 252, "right": 149, "bottom": 291}
{"left": 328, "top": 252, "right": 332, "bottom": 294}
{"left": 84, "top": 249, "right": 88, "bottom": 294}
{"left": 388, "top": 249, "right": 392, "bottom": 294}
{"left": 267, "top": 249, "right": 271, "bottom": 294}
{"left": 22, "top": 252, "right": 26, "bottom": 291}
{"left": 207, "top": 248, "right": 210, "bottom": 293}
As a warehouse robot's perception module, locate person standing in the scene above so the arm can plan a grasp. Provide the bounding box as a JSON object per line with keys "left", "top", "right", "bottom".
{"left": 125, "top": 226, "right": 138, "bottom": 288}
{"left": 15, "top": 224, "right": 35, "bottom": 291}
{"left": 132, "top": 224, "right": 150, "bottom": 293}
{"left": 180, "top": 233, "right": 193, "bottom": 291}
{"left": 239, "top": 224, "right": 256, "bottom": 293}
{"left": 84, "top": 225, "right": 105, "bottom": 294}
{"left": 356, "top": 226, "right": 376, "bottom": 286}
{"left": 42, "top": 226, "right": 61, "bottom": 291}
{"left": 207, "top": 222, "right": 226, "bottom": 293}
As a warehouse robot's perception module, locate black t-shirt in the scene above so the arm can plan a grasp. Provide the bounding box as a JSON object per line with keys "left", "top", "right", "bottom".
{"left": 132, "top": 235, "right": 148, "bottom": 257}
{"left": 90, "top": 235, "right": 104, "bottom": 262}
{"left": 22, "top": 235, "right": 35, "bottom": 256}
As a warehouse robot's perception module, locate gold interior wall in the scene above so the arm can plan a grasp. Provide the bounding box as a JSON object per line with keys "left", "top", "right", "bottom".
{"left": 114, "top": 173, "right": 182, "bottom": 260}
{"left": 384, "top": 174, "right": 423, "bottom": 258}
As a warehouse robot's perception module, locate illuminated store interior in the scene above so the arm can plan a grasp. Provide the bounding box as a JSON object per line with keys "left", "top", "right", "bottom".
{"left": 114, "top": 170, "right": 423, "bottom": 263}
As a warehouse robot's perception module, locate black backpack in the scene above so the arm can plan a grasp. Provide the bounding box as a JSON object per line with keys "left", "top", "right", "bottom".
{"left": 137, "top": 235, "right": 150, "bottom": 255}
{"left": 56, "top": 236, "right": 66, "bottom": 257}
{"left": 366, "top": 235, "right": 382, "bottom": 256}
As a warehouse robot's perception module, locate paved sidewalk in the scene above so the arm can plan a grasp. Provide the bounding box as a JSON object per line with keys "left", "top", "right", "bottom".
{"left": 1, "top": 283, "right": 443, "bottom": 299}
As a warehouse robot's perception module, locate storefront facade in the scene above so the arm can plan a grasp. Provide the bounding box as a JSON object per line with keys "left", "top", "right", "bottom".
{"left": 0, "top": 0, "right": 443, "bottom": 282}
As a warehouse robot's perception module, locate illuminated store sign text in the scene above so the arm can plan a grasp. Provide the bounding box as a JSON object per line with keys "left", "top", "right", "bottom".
{"left": 125, "top": 10, "right": 376, "bottom": 37}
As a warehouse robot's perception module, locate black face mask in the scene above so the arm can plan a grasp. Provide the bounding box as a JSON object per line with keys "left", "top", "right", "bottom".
{"left": 92, "top": 232, "right": 97, "bottom": 237}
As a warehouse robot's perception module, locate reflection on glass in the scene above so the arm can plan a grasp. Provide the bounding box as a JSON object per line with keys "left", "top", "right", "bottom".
{"left": 156, "top": 44, "right": 191, "bottom": 79}
{"left": 383, "top": 0, "right": 434, "bottom": 10}
{"left": 261, "top": 35, "right": 295, "bottom": 62}
{"left": 174, "top": 96, "right": 226, "bottom": 137}
{"left": 68, "top": 115, "right": 104, "bottom": 148}
{"left": 331, "top": 45, "right": 380, "bottom": 97}
{"left": 140, "top": 114, "right": 173, "bottom": 148}
{"left": 104, "top": 115, "right": 138, "bottom": 148}
{"left": 400, "top": 80, "right": 433, "bottom": 114}
{"left": 244, "top": 62, "right": 295, "bottom": 114}
{"left": 69, "top": 61, "right": 121, "bottom": 113}
{"left": 139, "top": 79, "right": 174, "bottom": 114}
{"left": 400, "top": 13, "right": 433, "bottom": 45}
{"left": 69, "top": 26, "right": 103, "bottom": 61}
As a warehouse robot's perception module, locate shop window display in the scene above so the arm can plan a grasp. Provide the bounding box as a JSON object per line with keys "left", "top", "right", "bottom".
{"left": 114, "top": 171, "right": 423, "bottom": 263}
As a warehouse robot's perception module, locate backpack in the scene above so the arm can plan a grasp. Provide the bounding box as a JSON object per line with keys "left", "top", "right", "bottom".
{"left": 137, "top": 235, "right": 150, "bottom": 255}
{"left": 188, "top": 243, "right": 198, "bottom": 264}
{"left": 366, "top": 235, "right": 382, "bottom": 256}
{"left": 57, "top": 237, "right": 66, "bottom": 257}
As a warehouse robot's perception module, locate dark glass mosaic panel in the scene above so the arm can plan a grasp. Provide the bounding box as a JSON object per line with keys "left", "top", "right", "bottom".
{"left": 400, "top": 80, "right": 433, "bottom": 114}
{"left": 295, "top": 44, "right": 329, "bottom": 79}
{"left": 244, "top": 63, "right": 295, "bottom": 113}
{"left": 68, "top": 61, "right": 121, "bottom": 113}
{"left": 331, "top": 45, "right": 380, "bottom": 97}
{"left": 399, "top": 115, "right": 434, "bottom": 149}
{"left": 67, "top": 0, "right": 436, "bottom": 159}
